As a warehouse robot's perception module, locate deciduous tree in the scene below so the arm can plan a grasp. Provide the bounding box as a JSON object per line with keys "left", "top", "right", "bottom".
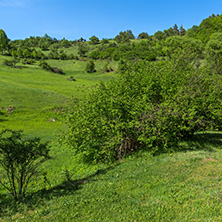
{"left": 89, "top": 35, "right": 100, "bottom": 45}
{"left": 0, "top": 29, "right": 9, "bottom": 54}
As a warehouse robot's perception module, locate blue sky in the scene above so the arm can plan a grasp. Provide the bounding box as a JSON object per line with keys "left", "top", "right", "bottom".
{"left": 0, "top": 0, "right": 222, "bottom": 40}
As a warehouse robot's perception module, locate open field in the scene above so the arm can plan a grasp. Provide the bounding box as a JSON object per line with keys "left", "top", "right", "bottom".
{"left": 0, "top": 55, "right": 117, "bottom": 140}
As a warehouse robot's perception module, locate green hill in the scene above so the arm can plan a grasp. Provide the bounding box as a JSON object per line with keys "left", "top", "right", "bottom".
{"left": 0, "top": 55, "right": 117, "bottom": 140}
{"left": 1, "top": 14, "right": 222, "bottom": 221}
{"left": 186, "top": 14, "right": 222, "bottom": 43}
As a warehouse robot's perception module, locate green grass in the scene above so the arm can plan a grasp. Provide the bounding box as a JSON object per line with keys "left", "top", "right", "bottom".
{"left": 1, "top": 133, "right": 222, "bottom": 221}
{"left": 1, "top": 54, "right": 222, "bottom": 221}
{"left": 0, "top": 56, "right": 117, "bottom": 139}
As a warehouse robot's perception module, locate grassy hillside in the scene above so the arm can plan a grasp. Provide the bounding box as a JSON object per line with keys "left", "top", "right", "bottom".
{"left": 1, "top": 132, "right": 222, "bottom": 221}
{"left": 0, "top": 55, "right": 117, "bottom": 140}
{"left": 1, "top": 17, "right": 222, "bottom": 221}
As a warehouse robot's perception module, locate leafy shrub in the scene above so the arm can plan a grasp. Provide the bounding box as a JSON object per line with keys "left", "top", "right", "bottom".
{"left": 89, "top": 50, "right": 100, "bottom": 60}
{"left": 63, "top": 60, "right": 222, "bottom": 163}
{"left": 89, "top": 35, "right": 100, "bottom": 45}
{"left": 39, "top": 61, "right": 52, "bottom": 71}
{"left": 85, "top": 60, "right": 96, "bottom": 73}
{"left": 39, "top": 61, "right": 64, "bottom": 74}
{"left": 22, "top": 58, "right": 36, "bottom": 65}
{"left": 3, "top": 59, "right": 17, "bottom": 66}
{"left": 103, "top": 63, "right": 113, "bottom": 72}
{"left": 205, "top": 33, "right": 222, "bottom": 74}
{"left": 67, "top": 76, "right": 76, "bottom": 81}
{"left": 52, "top": 67, "right": 64, "bottom": 74}
{"left": 0, "top": 129, "right": 50, "bottom": 200}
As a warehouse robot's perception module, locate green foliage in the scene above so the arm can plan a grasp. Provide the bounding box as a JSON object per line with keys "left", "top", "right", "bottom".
{"left": 205, "top": 32, "right": 222, "bottom": 74}
{"left": 114, "top": 30, "right": 135, "bottom": 43}
{"left": 85, "top": 60, "right": 96, "bottom": 73}
{"left": 118, "top": 59, "right": 127, "bottom": 73}
{"left": 0, "top": 29, "right": 9, "bottom": 54}
{"left": 64, "top": 56, "right": 222, "bottom": 163}
{"left": 179, "top": 25, "right": 186, "bottom": 36}
{"left": 11, "top": 47, "right": 45, "bottom": 60}
{"left": 78, "top": 44, "right": 88, "bottom": 57}
{"left": 0, "top": 129, "right": 50, "bottom": 200}
{"left": 60, "top": 38, "right": 72, "bottom": 48}
{"left": 89, "top": 49, "right": 100, "bottom": 60}
{"left": 39, "top": 61, "right": 52, "bottom": 71}
{"left": 137, "top": 32, "right": 150, "bottom": 39}
{"left": 101, "top": 38, "right": 109, "bottom": 44}
{"left": 163, "top": 36, "right": 203, "bottom": 68}
{"left": 22, "top": 58, "right": 36, "bottom": 65}
{"left": 103, "top": 63, "right": 113, "bottom": 73}
{"left": 97, "top": 40, "right": 156, "bottom": 62}
{"left": 186, "top": 15, "right": 222, "bottom": 43}
{"left": 89, "top": 35, "right": 100, "bottom": 45}
{"left": 154, "top": 31, "right": 166, "bottom": 41}
{"left": 2, "top": 58, "right": 18, "bottom": 67}
{"left": 39, "top": 61, "right": 64, "bottom": 74}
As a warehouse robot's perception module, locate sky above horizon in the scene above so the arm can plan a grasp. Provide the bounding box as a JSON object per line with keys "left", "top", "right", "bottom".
{"left": 0, "top": 0, "right": 222, "bottom": 40}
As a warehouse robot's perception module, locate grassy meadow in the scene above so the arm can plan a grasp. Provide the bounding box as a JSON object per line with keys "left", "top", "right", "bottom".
{"left": 1, "top": 47, "right": 222, "bottom": 221}
{"left": 1, "top": 134, "right": 222, "bottom": 221}
{"left": 0, "top": 54, "right": 117, "bottom": 139}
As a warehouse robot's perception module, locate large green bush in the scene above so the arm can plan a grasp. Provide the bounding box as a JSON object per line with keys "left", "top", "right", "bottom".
{"left": 63, "top": 58, "right": 222, "bottom": 163}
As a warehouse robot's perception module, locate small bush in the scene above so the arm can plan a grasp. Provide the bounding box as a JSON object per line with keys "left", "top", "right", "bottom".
{"left": 86, "top": 60, "right": 96, "bottom": 73}
{"left": 39, "top": 61, "right": 52, "bottom": 71}
{"left": 103, "top": 63, "right": 113, "bottom": 72}
{"left": 39, "top": 61, "right": 64, "bottom": 74}
{"left": 52, "top": 67, "right": 64, "bottom": 74}
{"left": 22, "top": 58, "right": 36, "bottom": 65}
{"left": 67, "top": 76, "right": 76, "bottom": 81}
{"left": 0, "top": 129, "right": 50, "bottom": 200}
{"left": 3, "top": 59, "right": 18, "bottom": 67}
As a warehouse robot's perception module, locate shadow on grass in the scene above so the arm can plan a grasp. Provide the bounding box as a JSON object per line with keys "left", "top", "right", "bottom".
{"left": 179, "top": 132, "right": 222, "bottom": 152}
{"left": 35, "top": 166, "right": 115, "bottom": 199}
{"left": 0, "top": 166, "right": 115, "bottom": 216}
{"left": 0, "top": 119, "right": 8, "bottom": 122}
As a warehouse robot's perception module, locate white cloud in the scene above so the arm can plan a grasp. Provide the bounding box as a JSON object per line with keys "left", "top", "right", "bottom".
{"left": 0, "top": 0, "right": 28, "bottom": 7}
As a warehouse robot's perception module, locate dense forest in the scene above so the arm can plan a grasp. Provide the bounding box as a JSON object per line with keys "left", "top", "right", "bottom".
{"left": 1, "top": 14, "right": 222, "bottom": 221}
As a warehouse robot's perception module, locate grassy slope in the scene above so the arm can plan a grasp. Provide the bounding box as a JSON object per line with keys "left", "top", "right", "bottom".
{"left": 0, "top": 55, "right": 117, "bottom": 140}
{"left": 1, "top": 133, "right": 222, "bottom": 221}
{"left": 0, "top": 50, "right": 222, "bottom": 221}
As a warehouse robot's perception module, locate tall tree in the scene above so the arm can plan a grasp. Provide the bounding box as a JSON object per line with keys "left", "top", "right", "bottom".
{"left": 179, "top": 25, "right": 186, "bottom": 36}
{"left": 0, "top": 29, "right": 9, "bottom": 54}
{"left": 137, "top": 32, "right": 149, "bottom": 39}
{"left": 114, "top": 30, "right": 135, "bottom": 43}
{"left": 164, "top": 27, "right": 175, "bottom": 37}
{"left": 154, "top": 31, "right": 166, "bottom": 41}
{"left": 173, "top": 24, "right": 179, "bottom": 35}
{"left": 89, "top": 35, "right": 100, "bottom": 45}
